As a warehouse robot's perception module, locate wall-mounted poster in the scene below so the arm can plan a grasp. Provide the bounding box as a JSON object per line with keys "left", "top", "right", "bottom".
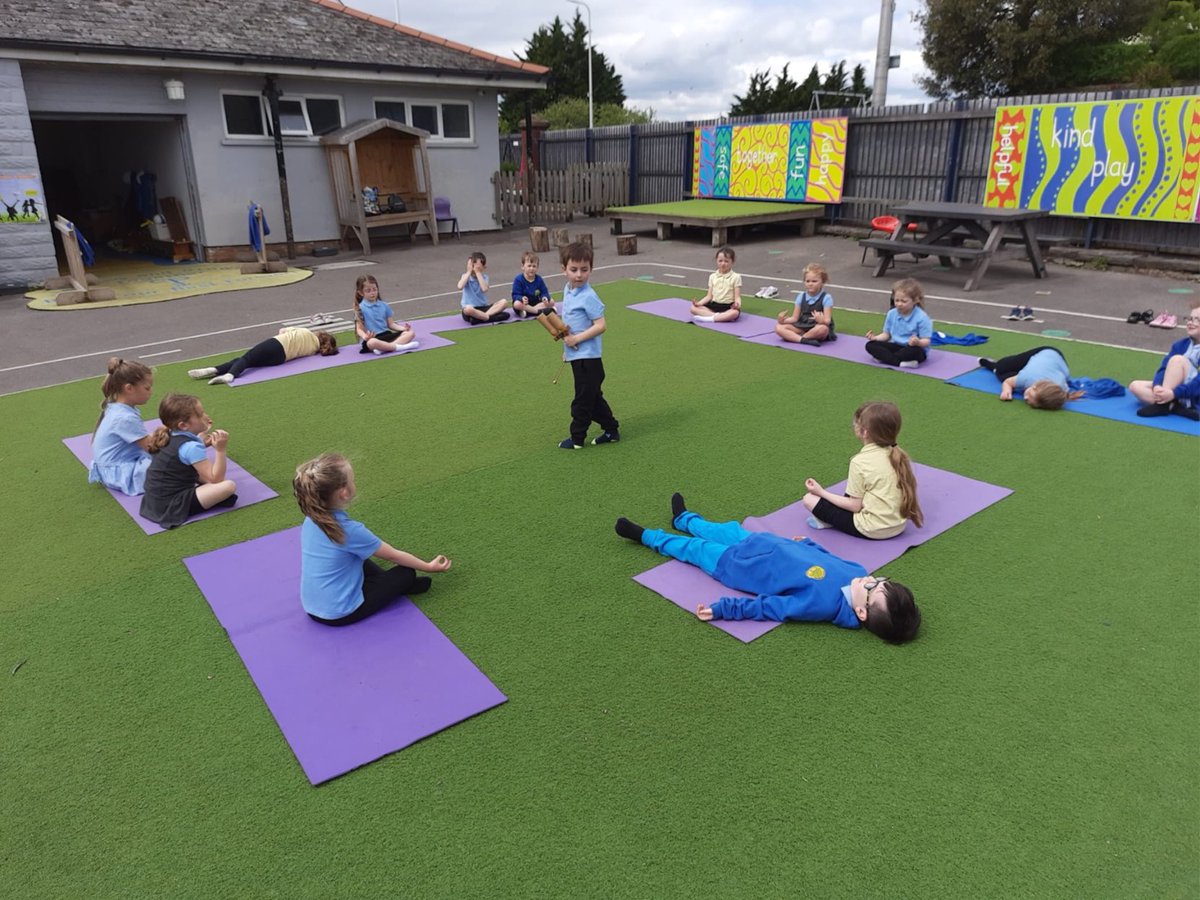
{"left": 984, "top": 96, "right": 1200, "bottom": 222}
{"left": 692, "top": 118, "right": 847, "bottom": 203}
{"left": 0, "top": 173, "right": 48, "bottom": 224}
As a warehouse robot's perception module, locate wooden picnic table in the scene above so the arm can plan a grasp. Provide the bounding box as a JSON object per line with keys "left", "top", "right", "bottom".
{"left": 860, "top": 201, "right": 1051, "bottom": 291}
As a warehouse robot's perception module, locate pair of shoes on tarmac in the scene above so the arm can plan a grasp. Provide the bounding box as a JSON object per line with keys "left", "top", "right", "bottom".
{"left": 558, "top": 430, "right": 620, "bottom": 450}
{"left": 753, "top": 286, "right": 779, "bottom": 299}
{"left": 1003, "top": 307, "right": 1036, "bottom": 321}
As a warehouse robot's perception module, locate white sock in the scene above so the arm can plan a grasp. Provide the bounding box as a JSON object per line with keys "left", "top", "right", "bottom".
{"left": 693, "top": 315, "right": 715, "bottom": 323}
{"left": 208, "top": 373, "right": 234, "bottom": 385}
{"left": 899, "top": 360, "right": 920, "bottom": 368}
{"left": 188, "top": 367, "right": 217, "bottom": 379}
{"left": 394, "top": 341, "right": 420, "bottom": 351}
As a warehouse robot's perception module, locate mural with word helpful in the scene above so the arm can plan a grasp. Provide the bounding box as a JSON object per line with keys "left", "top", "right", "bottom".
{"left": 984, "top": 96, "right": 1200, "bottom": 222}
{"left": 692, "top": 119, "right": 847, "bottom": 203}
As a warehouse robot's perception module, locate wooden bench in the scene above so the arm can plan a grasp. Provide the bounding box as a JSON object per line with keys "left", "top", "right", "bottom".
{"left": 860, "top": 237, "right": 986, "bottom": 262}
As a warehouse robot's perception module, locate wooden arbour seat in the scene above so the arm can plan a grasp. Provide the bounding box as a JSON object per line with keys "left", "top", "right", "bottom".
{"left": 322, "top": 119, "right": 438, "bottom": 255}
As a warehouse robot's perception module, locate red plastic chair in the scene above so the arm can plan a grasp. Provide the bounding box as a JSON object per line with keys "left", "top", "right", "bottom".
{"left": 861, "top": 215, "right": 919, "bottom": 265}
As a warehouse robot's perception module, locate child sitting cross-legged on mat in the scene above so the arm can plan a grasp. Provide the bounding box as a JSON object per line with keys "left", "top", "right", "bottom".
{"left": 615, "top": 493, "right": 920, "bottom": 643}
{"left": 691, "top": 245, "right": 742, "bottom": 323}
{"left": 89, "top": 357, "right": 154, "bottom": 495}
{"left": 511, "top": 251, "right": 555, "bottom": 318}
{"left": 801, "top": 401, "right": 924, "bottom": 539}
{"left": 354, "top": 275, "right": 418, "bottom": 354}
{"left": 459, "top": 252, "right": 510, "bottom": 324}
{"left": 865, "top": 278, "right": 932, "bottom": 368}
{"left": 294, "top": 453, "right": 451, "bottom": 626}
{"left": 139, "top": 393, "right": 238, "bottom": 528}
{"left": 1128, "top": 304, "right": 1200, "bottom": 420}
{"left": 775, "top": 262, "right": 834, "bottom": 344}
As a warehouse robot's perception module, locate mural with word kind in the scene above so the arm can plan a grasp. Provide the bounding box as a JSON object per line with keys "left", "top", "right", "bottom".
{"left": 692, "top": 118, "right": 847, "bottom": 203}
{"left": 984, "top": 96, "right": 1200, "bottom": 222}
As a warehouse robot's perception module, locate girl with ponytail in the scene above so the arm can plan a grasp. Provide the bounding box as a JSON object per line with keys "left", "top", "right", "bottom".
{"left": 801, "top": 401, "right": 924, "bottom": 540}
{"left": 294, "top": 453, "right": 451, "bottom": 625}
{"left": 89, "top": 357, "right": 154, "bottom": 495}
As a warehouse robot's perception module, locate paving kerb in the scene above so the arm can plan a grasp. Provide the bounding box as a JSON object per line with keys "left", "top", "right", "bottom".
{"left": 1, "top": 221, "right": 1196, "bottom": 396}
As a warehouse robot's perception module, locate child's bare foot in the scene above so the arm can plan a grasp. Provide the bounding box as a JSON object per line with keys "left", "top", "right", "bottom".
{"left": 696, "top": 604, "right": 713, "bottom": 621}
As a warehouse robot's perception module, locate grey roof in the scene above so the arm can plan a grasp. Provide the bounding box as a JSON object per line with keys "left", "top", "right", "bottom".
{"left": 1, "top": 0, "right": 548, "bottom": 82}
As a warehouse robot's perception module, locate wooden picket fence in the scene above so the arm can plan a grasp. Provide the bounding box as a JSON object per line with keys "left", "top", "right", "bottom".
{"left": 492, "top": 163, "right": 628, "bottom": 226}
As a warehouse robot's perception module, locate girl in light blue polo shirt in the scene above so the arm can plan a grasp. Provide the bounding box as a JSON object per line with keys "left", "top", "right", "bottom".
{"left": 979, "top": 346, "right": 1084, "bottom": 410}
{"left": 89, "top": 357, "right": 154, "bottom": 495}
{"left": 295, "top": 453, "right": 452, "bottom": 626}
{"left": 865, "top": 278, "right": 933, "bottom": 368}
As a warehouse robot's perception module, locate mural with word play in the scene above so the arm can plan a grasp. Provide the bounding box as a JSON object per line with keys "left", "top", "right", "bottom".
{"left": 984, "top": 96, "right": 1200, "bottom": 223}
{"left": 691, "top": 118, "right": 847, "bottom": 203}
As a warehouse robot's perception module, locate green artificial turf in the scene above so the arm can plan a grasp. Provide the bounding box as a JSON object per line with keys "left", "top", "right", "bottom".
{"left": 2, "top": 280, "right": 1197, "bottom": 898}
{"left": 606, "top": 199, "right": 821, "bottom": 217}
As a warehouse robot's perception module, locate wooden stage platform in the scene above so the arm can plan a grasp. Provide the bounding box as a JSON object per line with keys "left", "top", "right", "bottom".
{"left": 605, "top": 200, "right": 824, "bottom": 247}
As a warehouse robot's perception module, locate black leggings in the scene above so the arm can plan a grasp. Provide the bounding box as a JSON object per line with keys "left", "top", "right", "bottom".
{"left": 812, "top": 497, "right": 867, "bottom": 538}
{"left": 215, "top": 337, "right": 286, "bottom": 378}
{"left": 308, "top": 560, "right": 426, "bottom": 626}
{"left": 988, "top": 346, "right": 1066, "bottom": 382}
{"left": 865, "top": 340, "right": 926, "bottom": 366}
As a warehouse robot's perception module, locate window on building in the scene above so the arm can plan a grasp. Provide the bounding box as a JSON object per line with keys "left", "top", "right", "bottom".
{"left": 222, "top": 93, "right": 266, "bottom": 137}
{"left": 374, "top": 100, "right": 407, "bottom": 123}
{"left": 410, "top": 104, "right": 439, "bottom": 136}
{"left": 222, "top": 92, "right": 343, "bottom": 138}
{"left": 401, "top": 100, "right": 474, "bottom": 143}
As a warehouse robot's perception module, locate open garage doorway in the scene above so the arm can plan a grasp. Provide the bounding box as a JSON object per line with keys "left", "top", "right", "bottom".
{"left": 32, "top": 115, "right": 204, "bottom": 266}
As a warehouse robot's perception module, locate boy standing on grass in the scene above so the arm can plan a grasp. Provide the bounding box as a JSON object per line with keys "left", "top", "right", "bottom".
{"left": 558, "top": 242, "right": 621, "bottom": 450}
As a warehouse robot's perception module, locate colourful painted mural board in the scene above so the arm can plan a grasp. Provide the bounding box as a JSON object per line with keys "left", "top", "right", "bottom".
{"left": 692, "top": 118, "right": 846, "bottom": 203}
{"left": 984, "top": 97, "right": 1200, "bottom": 223}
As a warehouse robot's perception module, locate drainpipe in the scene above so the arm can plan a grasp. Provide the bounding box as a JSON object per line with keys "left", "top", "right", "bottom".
{"left": 262, "top": 76, "right": 296, "bottom": 259}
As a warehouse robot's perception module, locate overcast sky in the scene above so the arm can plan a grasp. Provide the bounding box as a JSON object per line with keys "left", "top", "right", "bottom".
{"left": 349, "top": 1, "right": 933, "bottom": 120}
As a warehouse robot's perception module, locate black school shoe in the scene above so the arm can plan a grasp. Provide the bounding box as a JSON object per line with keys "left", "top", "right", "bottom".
{"left": 592, "top": 430, "right": 620, "bottom": 445}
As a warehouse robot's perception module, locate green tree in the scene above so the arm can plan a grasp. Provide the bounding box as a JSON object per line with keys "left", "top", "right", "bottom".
{"left": 916, "top": 0, "right": 1161, "bottom": 99}
{"left": 538, "top": 98, "right": 654, "bottom": 130}
{"left": 729, "top": 63, "right": 870, "bottom": 116}
{"left": 499, "top": 12, "right": 627, "bottom": 132}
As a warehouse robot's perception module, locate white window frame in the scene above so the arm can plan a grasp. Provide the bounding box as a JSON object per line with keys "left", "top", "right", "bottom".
{"left": 221, "top": 90, "right": 269, "bottom": 138}
{"left": 220, "top": 90, "right": 344, "bottom": 140}
{"left": 373, "top": 98, "right": 408, "bottom": 125}
{"left": 374, "top": 98, "right": 475, "bottom": 144}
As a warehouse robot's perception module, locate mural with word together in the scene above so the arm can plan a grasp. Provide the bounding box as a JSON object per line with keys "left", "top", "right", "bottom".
{"left": 984, "top": 97, "right": 1200, "bottom": 222}
{"left": 692, "top": 119, "right": 847, "bottom": 203}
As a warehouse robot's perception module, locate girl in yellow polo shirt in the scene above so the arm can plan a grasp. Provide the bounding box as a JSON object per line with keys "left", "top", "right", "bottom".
{"left": 800, "top": 401, "right": 924, "bottom": 539}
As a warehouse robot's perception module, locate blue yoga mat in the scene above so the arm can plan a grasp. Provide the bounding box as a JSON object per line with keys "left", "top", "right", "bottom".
{"left": 947, "top": 367, "right": 1200, "bottom": 436}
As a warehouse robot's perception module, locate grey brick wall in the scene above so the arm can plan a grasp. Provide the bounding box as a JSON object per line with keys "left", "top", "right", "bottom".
{"left": 0, "top": 60, "right": 57, "bottom": 292}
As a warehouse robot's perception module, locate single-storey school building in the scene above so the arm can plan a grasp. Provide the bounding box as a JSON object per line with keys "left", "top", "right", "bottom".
{"left": 0, "top": 0, "right": 547, "bottom": 290}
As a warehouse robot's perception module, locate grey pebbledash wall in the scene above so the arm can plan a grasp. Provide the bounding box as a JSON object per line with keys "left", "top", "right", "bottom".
{"left": 0, "top": 59, "right": 56, "bottom": 293}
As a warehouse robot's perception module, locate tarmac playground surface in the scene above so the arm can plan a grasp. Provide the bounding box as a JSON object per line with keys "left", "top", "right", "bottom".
{"left": 1, "top": 217, "right": 1197, "bottom": 396}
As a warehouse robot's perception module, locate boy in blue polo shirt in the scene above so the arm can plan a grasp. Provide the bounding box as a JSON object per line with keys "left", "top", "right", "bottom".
{"left": 614, "top": 493, "right": 921, "bottom": 644}
{"left": 459, "top": 252, "right": 510, "bottom": 323}
{"left": 558, "top": 242, "right": 621, "bottom": 449}
{"left": 865, "top": 278, "right": 933, "bottom": 368}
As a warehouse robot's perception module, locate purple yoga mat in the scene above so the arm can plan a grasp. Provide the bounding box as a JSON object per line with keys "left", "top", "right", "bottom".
{"left": 740, "top": 331, "right": 980, "bottom": 380}
{"left": 228, "top": 332, "right": 456, "bottom": 387}
{"left": 628, "top": 298, "right": 779, "bottom": 338}
{"left": 184, "top": 527, "right": 506, "bottom": 784}
{"left": 632, "top": 463, "right": 1012, "bottom": 642}
{"left": 63, "top": 421, "right": 278, "bottom": 534}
